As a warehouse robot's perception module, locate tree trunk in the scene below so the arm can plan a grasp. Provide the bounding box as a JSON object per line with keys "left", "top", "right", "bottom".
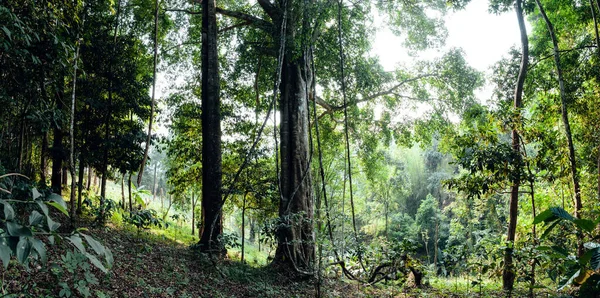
{"left": 100, "top": 0, "right": 121, "bottom": 211}
{"left": 121, "top": 173, "right": 125, "bottom": 209}
{"left": 503, "top": 0, "right": 528, "bottom": 293}
{"left": 535, "top": 0, "right": 584, "bottom": 256}
{"left": 191, "top": 191, "right": 195, "bottom": 236}
{"left": 241, "top": 192, "right": 246, "bottom": 263}
{"left": 40, "top": 132, "right": 48, "bottom": 184}
{"left": 18, "top": 118, "right": 25, "bottom": 173}
{"left": 128, "top": 172, "right": 133, "bottom": 212}
{"left": 77, "top": 154, "right": 85, "bottom": 214}
{"left": 590, "top": 0, "right": 600, "bottom": 202}
{"left": 199, "top": 0, "right": 224, "bottom": 254}
{"left": 152, "top": 164, "right": 157, "bottom": 201}
{"left": 138, "top": 0, "right": 159, "bottom": 186}
{"left": 51, "top": 92, "right": 64, "bottom": 194}
{"left": 69, "top": 25, "right": 82, "bottom": 222}
{"left": 272, "top": 53, "right": 315, "bottom": 272}
{"left": 86, "top": 167, "right": 92, "bottom": 190}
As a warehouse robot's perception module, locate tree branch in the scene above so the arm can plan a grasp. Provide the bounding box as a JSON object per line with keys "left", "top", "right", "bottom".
{"left": 164, "top": 8, "right": 201, "bottom": 15}
{"left": 256, "top": 0, "right": 279, "bottom": 20}
{"left": 215, "top": 7, "right": 273, "bottom": 32}
{"left": 219, "top": 21, "right": 252, "bottom": 34}
{"left": 313, "top": 73, "right": 436, "bottom": 117}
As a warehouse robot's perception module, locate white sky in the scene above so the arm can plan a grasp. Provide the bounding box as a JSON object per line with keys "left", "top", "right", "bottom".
{"left": 373, "top": 0, "right": 524, "bottom": 103}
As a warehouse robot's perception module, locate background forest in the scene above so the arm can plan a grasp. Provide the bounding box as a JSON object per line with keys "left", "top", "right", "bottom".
{"left": 2, "top": 0, "right": 600, "bottom": 297}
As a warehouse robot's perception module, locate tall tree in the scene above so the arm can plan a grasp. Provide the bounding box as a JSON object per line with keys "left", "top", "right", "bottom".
{"left": 503, "top": 0, "right": 529, "bottom": 293}
{"left": 138, "top": 0, "right": 160, "bottom": 186}
{"left": 534, "top": 0, "right": 583, "bottom": 256}
{"left": 199, "top": 0, "right": 224, "bottom": 252}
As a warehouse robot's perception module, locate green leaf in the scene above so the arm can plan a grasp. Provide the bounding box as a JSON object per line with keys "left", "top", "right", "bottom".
{"left": 16, "top": 237, "right": 31, "bottom": 264}
{"left": 47, "top": 201, "right": 69, "bottom": 216}
{"left": 534, "top": 207, "right": 574, "bottom": 225}
{"left": 541, "top": 220, "right": 561, "bottom": 239}
{"left": 0, "top": 200, "right": 14, "bottom": 221}
{"left": 1, "top": 26, "right": 11, "bottom": 41}
{"left": 580, "top": 248, "right": 595, "bottom": 266}
{"left": 29, "top": 210, "right": 44, "bottom": 226}
{"left": 0, "top": 244, "right": 11, "bottom": 269}
{"left": 31, "top": 238, "right": 46, "bottom": 263}
{"left": 7, "top": 222, "right": 32, "bottom": 237}
{"left": 38, "top": 201, "right": 60, "bottom": 231}
{"left": 550, "top": 245, "right": 569, "bottom": 257}
{"left": 559, "top": 268, "right": 580, "bottom": 291}
{"left": 104, "top": 247, "right": 113, "bottom": 269}
{"left": 49, "top": 193, "right": 67, "bottom": 209}
{"left": 37, "top": 201, "right": 49, "bottom": 216}
{"left": 32, "top": 188, "right": 41, "bottom": 200}
{"left": 590, "top": 248, "right": 600, "bottom": 271}
{"left": 574, "top": 219, "right": 596, "bottom": 233}
{"left": 533, "top": 209, "right": 555, "bottom": 225}
{"left": 85, "top": 253, "right": 107, "bottom": 273}
{"left": 81, "top": 233, "right": 105, "bottom": 256}
{"left": 67, "top": 235, "right": 86, "bottom": 254}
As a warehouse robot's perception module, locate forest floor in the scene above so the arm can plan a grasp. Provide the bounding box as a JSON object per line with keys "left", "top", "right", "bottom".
{"left": 1, "top": 215, "right": 542, "bottom": 298}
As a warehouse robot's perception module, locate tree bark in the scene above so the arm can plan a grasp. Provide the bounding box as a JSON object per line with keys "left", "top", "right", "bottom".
{"left": 272, "top": 54, "right": 315, "bottom": 272}
{"left": 152, "top": 163, "right": 157, "bottom": 201}
{"left": 199, "top": 0, "right": 224, "bottom": 254}
{"left": 100, "top": 0, "right": 122, "bottom": 211}
{"left": 86, "top": 167, "right": 92, "bottom": 190}
{"left": 138, "top": 0, "right": 159, "bottom": 186}
{"left": 51, "top": 90, "right": 64, "bottom": 194}
{"left": 69, "top": 24, "right": 82, "bottom": 222}
{"left": 191, "top": 191, "right": 196, "bottom": 236}
{"left": 128, "top": 172, "right": 133, "bottom": 212}
{"left": 77, "top": 154, "right": 85, "bottom": 214}
{"left": 503, "top": 0, "right": 528, "bottom": 293}
{"left": 40, "top": 132, "right": 48, "bottom": 184}
{"left": 121, "top": 173, "right": 125, "bottom": 209}
{"left": 241, "top": 192, "right": 246, "bottom": 263}
{"left": 535, "top": 0, "right": 583, "bottom": 256}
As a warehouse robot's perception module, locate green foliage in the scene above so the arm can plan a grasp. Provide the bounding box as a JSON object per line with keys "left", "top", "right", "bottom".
{"left": 534, "top": 207, "right": 600, "bottom": 292}
{"left": 126, "top": 209, "right": 166, "bottom": 232}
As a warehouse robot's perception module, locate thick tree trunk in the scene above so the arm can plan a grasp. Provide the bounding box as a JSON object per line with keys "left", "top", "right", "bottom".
{"left": 199, "top": 0, "right": 224, "bottom": 253}
{"left": 503, "top": 0, "right": 528, "bottom": 293}
{"left": 273, "top": 54, "right": 315, "bottom": 273}
{"left": 535, "top": 0, "right": 584, "bottom": 256}
{"left": 138, "top": 0, "right": 159, "bottom": 186}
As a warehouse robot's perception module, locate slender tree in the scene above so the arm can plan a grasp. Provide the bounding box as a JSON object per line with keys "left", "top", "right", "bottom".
{"left": 138, "top": 0, "right": 160, "bottom": 186}
{"left": 503, "top": 0, "right": 529, "bottom": 293}
{"left": 534, "top": 0, "right": 584, "bottom": 256}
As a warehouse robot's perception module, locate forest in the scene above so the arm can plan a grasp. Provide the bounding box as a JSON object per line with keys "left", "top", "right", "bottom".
{"left": 2, "top": 0, "right": 600, "bottom": 297}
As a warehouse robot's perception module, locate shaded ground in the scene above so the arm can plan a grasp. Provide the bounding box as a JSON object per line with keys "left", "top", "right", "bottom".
{"left": 1, "top": 220, "right": 547, "bottom": 297}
